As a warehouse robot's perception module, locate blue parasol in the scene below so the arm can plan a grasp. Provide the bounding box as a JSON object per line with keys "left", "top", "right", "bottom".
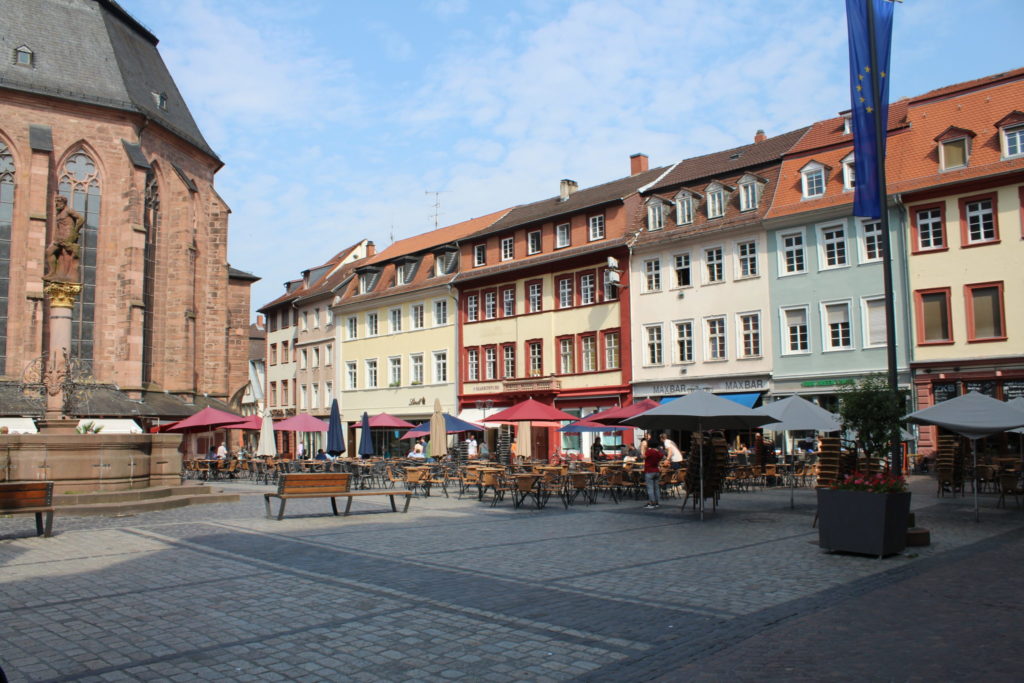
{"left": 358, "top": 411, "right": 374, "bottom": 459}
{"left": 326, "top": 399, "right": 346, "bottom": 455}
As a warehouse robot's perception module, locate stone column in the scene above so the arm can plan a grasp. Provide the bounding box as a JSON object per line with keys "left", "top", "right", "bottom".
{"left": 40, "top": 281, "right": 82, "bottom": 431}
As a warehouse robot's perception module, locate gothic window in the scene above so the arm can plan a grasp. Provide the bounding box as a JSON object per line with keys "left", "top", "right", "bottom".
{"left": 0, "top": 142, "right": 14, "bottom": 375}
{"left": 59, "top": 152, "right": 101, "bottom": 369}
{"left": 142, "top": 170, "right": 159, "bottom": 383}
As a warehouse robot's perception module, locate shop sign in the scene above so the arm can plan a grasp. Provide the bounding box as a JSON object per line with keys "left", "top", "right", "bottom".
{"left": 800, "top": 378, "right": 855, "bottom": 388}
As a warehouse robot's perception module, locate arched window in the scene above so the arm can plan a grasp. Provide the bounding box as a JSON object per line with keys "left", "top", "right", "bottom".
{"left": 58, "top": 151, "right": 101, "bottom": 369}
{"left": 142, "top": 169, "right": 160, "bottom": 383}
{"left": 0, "top": 141, "right": 14, "bottom": 375}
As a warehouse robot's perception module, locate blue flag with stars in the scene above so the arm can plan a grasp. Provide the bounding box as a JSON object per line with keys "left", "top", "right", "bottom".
{"left": 846, "top": 0, "right": 894, "bottom": 219}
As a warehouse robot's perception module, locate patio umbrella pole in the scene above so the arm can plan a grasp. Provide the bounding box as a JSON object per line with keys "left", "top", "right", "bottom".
{"left": 972, "top": 438, "right": 979, "bottom": 523}
{"left": 699, "top": 420, "right": 704, "bottom": 521}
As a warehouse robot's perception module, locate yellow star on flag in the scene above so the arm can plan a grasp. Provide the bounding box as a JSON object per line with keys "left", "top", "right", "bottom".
{"left": 866, "top": 106, "right": 874, "bottom": 113}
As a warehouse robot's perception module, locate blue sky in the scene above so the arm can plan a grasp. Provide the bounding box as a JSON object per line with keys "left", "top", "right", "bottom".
{"left": 116, "top": 0, "right": 1024, "bottom": 315}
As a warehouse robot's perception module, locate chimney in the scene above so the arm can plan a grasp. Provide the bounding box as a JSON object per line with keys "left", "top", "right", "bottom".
{"left": 366, "top": 241, "right": 376, "bottom": 257}
{"left": 256, "top": 314, "right": 265, "bottom": 328}
{"left": 754, "top": 129, "right": 767, "bottom": 143}
{"left": 630, "top": 153, "right": 649, "bottom": 175}
{"left": 559, "top": 179, "right": 578, "bottom": 201}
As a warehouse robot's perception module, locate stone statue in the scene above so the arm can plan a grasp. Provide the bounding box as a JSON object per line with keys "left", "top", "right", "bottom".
{"left": 45, "top": 194, "right": 84, "bottom": 283}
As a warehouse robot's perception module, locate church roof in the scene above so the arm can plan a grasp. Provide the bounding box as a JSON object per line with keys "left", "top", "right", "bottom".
{"left": 0, "top": 0, "right": 218, "bottom": 160}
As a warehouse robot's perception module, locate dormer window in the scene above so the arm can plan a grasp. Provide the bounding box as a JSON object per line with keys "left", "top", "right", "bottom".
{"left": 14, "top": 45, "right": 33, "bottom": 67}
{"left": 675, "top": 192, "right": 694, "bottom": 225}
{"left": 800, "top": 161, "right": 828, "bottom": 199}
{"left": 841, "top": 152, "right": 856, "bottom": 191}
{"left": 842, "top": 114, "right": 852, "bottom": 135}
{"left": 395, "top": 257, "right": 418, "bottom": 286}
{"left": 646, "top": 199, "right": 666, "bottom": 231}
{"left": 705, "top": 183, "right": 728, "bottom": 219}
{"left": 995, "top": 111, "right": 1024, "bottom": 159}
{"left": 934, "top": 126, "right": 975, "bottom": 170}
{"left": 357, "top": 267, "right": 381, "bottom": 294}
{"left": 737, "top": 174, "right": 765, "bottom": 212}
{"left": 152, "top": 91, "right": 168, "bottom": 110}
{"left": 433, "top": 247, "right": 458, "bottom": 276}
{"left": 473, "top": 243, "right": 486, "bottom": 267}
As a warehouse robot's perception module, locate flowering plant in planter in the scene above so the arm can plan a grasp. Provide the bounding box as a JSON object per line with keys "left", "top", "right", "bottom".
{"left": 832, "top": 471, "right": 906, "bottom": 494}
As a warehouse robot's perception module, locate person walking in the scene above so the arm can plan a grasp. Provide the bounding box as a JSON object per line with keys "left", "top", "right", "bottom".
{"left": 466, "top": 434, "right": 479, "bottom": 458}
{"left": 643, "top": 444, "right": 663, "bottom": 509}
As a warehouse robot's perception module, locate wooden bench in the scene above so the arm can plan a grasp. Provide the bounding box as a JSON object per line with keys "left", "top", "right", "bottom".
{"left": 0, "top": 481, "right": 55, "bottom": 537}
{"left": 264, "top": 473, "right": 413, "bottom": 520}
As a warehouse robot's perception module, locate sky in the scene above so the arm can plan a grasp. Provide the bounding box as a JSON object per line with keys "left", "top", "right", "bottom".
{"left": 116, "top": 0, "right": 1024, "bottom": 316}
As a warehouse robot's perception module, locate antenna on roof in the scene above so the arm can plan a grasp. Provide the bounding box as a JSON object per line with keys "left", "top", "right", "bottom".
{"left": 425, "top": 190, "right": 448, "bottom": 230}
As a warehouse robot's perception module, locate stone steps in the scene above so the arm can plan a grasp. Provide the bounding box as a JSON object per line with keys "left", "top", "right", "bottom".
{"left": 54, "top": 484, "right": 239, "bottom": 516}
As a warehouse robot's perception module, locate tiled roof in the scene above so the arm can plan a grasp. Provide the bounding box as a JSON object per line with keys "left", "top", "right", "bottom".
{"left": 788, "top": 102, "right": 908, "bottom": 156}
{"left": 257, "top": 243, "right": 366, "bottom": 312}
{"left": 907, "top": 67, "right": 1024, "bottom": 105}
{"left": 456, "top": 237, "right": 627, "bottom": 284}
{"left": 338, "top": 209, "right": 510, "bottom": 304}
{"left": 648, "top": 128, "right": 809, "bottom": 191}
{"left": 474, "top": 167, "right": 667, "bottom": 238}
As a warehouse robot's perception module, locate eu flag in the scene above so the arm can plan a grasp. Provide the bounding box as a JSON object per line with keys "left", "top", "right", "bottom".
{"left": 846, "top": 0, "right": 894, "bottom": 219}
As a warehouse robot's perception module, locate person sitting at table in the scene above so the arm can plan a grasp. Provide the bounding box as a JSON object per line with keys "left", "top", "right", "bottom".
{"left": 314, "top": 448, "right": 328, "bottom": 461}
{"left": 206, "top": 446, "right": 218, "bottom": 461}
{"left": 623, "top": 445, "right": 639, "bottom": 465}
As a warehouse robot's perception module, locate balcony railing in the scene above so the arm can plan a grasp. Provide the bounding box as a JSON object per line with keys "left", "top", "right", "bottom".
{"left": 502, "top": 377, "right": 561, "bottom": 393}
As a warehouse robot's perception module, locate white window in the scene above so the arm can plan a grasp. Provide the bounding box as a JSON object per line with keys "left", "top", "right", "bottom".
{"left": 411, "top": 304, "right": 425, "bottom": 329}
{"left": 310, "top": 383, "right": 319, "bottom": 408}
{"left": 484, "top": 347, "right": 497, "bottom": 380}
{"left": 528, "top": 282, "right": 542, "bottom": 312}
{"left": 705, "top": 247, "right": 724, "bottom": 283}
{"left": 325, "top": 309, "right": 333, "bottom": 326}
{"left": 312, "top": 308, "right": 320, "bottom": 328}
{"left": 301, "top": 311, "right": 309, "bottom": 331}
{"left": 861, "top": 220, "right": 883, "bottom": 262}
{"left": 801, "top": 163, "right": 826, "bottom": 198}
{"left": 389, "top": 308, "right": 402, "bottom": 333}
{"left": 739, "top": 312, "right": 761, "bottom": 358}
{"left": 644, "top": 324, "right": 663, "bottom": 365}
{"left": 529, "top": 341, "right": 543, "bottom": 376}
{"left": 366, "top": 312, "right": 378, "bottom": 336}
{"left": 675, "top": 321, "right": 694, "bottom": 363}
{"left": 502, "top": 288, "right": 515, "bottom": 316}
{"left": 312, "top": 347, "right": 320, "bottom": 368}
{"left": 580, "top": 274, "right": 595, "bottom": 305}
{"left": 503, "top": 345, "right": 516, "bottom": 378}
{"left": 346, "top": 362, "right": 357, "bottom": 389}
{"left": 604, "top": 332, "right": 620, "bottom": 369}
{"left": 706, "top": 317, "right": 727, "bottom": 360}
{"left": 780, "top": 230, "right": 806, "bottom": 274}
{"left": 473, "top": 244, "right": 486, "bottom": 267}
{"left": 299, "top": 384, "right": 307, "bottom": 410}
{"left": 359, "top": 272, "right": 377, "bottom": 294}
{"left": 325, "top": 343, "right": 332, "bottom": 365}
{"left": 737, "top": 241, "right": 758, "bottom": 278}
{"left": 300, "top": 349, "right": 308, "bottom": 369}
{"left": 324, "top": 382, "right": 332, "bottom": 408}
{"left": 365, "top": 359, "right": 378, "bottom": 387}
{"left": 389, "top": 357, "right": 402, "bottom": 386}
{"left": 588, "top": 215, "right": 605, "bottom": 241}
{"left": 675, "top": 192, "right": 694, "bottom": 225}
{"left": 527, "top": 230, "right": 542, "bottom": 254}
{"left": 1002, "top": 124, "right": 1024, "bottom": 158}
{"left": 965, "top": 198, "right": 996, "bottom": 244}
{"left": 467, "top": 348, "right": 479, "bottom": 381}
{"left": 484, "top": 291, "right": 496, "bottom": 320}
{"left": 863, "top": 297, "right": 887, "bottom": 348}
{"left": 842, "top": 153, "right": 856, "bottom": 190}
{"left": 433, "top": 351, "right": 448, "bottom": 383}
{"left": 559, "top": 338, "right": 574, "bottom": 374}
{"left": 347, "top": 316, "right": 358, "bottom": 339}
{"left": 467, "top": 294, "right": 479, "bottom": 322}
{"left": 644, "top": 259, "right": 661, "bottom": 292}
{"left": 411, "top": 354, "right": 424, "bottom": 384}
{"left": 555, "top": 223, "right": 571, "bottom": 248}
{"left": 707, "top": 188, "right": 725, "bottom": 218}
{"left": 940, "top": 138, "right": 968, "bottom": 170}
{"left": 580, "top": 336, "right": 596, "bottom": 372}
{"left": 501, "top": 236, "right": 514, "bottom": 261}
{"left": 739, "top": 182, "right": 758, "bottom": 211}
{"left": 558, "top": 278, "right": 573, "bottom": 308}
{"left": 647, "top": 201, "right": 665, "bottom": 230}
{"left": 781, "top": 307, "right": 810, "bottom": 354}
{"left": 819, "top": 224, "right": 848, "bottom": 268}
{"left": 823, "top": 302, "right": 853, "bottom": 351}
{"left": 673, "top": 253, "right": 691, "bottom": 288}
{"left": 916, "top": 207, "right": 944, "bottom": 250}
{"left": 433, "top": 299, "right": 448, "bottom": 325}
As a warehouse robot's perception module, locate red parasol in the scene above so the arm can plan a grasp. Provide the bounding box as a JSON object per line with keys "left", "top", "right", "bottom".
{"left": 220, "top": 414, "right": 263, "bottom": 430}
{"left": 165, "top": 406, "right": 243, "bottom": 432}
{"left": 485, "top": 398, "right": 576, "bottom": 423}
{"left": 367, "top": 413, "right": 415, "bottom": 429}
{"left": 587, "top": 399, "right": 661, "bottom": 425}
{"left": 274, "top": 413, "right": 328, "bottom": 432}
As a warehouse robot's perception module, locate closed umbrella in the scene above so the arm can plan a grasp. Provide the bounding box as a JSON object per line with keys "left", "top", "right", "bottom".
{"left": 429, "top": 399, "right": 447, "bottom": 460}
{"left": 326, "top": 399, "right": 346, "bottom": 456}
{"left": 905, "top": 391, "right": 1024, "bottom": 521}
{"left": 358, "top": 412, "right": 374, "bottom": 459}
{"left": 624, "top": 390, "right": 775, "bottom": 519}
{"left": 256, "top": 410, "right": 277, "bottom": 458}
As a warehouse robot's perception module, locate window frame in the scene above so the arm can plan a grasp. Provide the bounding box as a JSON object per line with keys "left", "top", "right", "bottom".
{"left": 910, "top": 203, "right": 947, "bottom": 254}
{"left": 346, "top": 316, "right": 358, "bottom": 339}
{"left": 1001, "top": 123, "right": 1024, "bottom": 159}
{"left": 706, "top": 187, "right": 725, "bottom": 219}
{"left": 366, "top": 312, "right": 378, "bottom": 337}
{"left": 704, "top": 246, "right": 724, "bottom": 284}
{"left": 939, "top": 137, "right": 969, "bottom": 170}
{"left": 500, "top": 285, "right": 516, "bottom": 317}
{"left": 965, "top": 281, "right": 1006, "bottom": 343}
{"left": 672, "top": 252, "right": 692, "bottom": 288}
{"left": 555, "top": 222, "right": 571, "bottom": 249}
{"left": 801, "top": 163, "right": 826, "bottom": 198}
{"left": 502, "top": 343, "right": 517, "bottom": 379}
{"left": 578, "top": 271, "right": 596, "bottom": 306}
{"left": 466, "top": 293, "right": 479, "bottom": 322}
{"left": 473, "top": 243, "right": 486, "bottom": 267}
{"left": 588, "top": 214, "right": 605, "bottom": 241}
{"left": 557, "top": 276, "right": 574, "bottom": 309}
{"left": 346, "top": 362, "right": 357, "bottom": 390}
{"left": 500, "top": 236, "right": 514, "bottom": 261}
{"left": 365, "top": 358, "right": 378, "bottom": 388}
{"left": 601, "top": 329, "right": 620, "bottom": 370}
{"left": 674, "top": 319, "right": 694, "bottom": 364}
{"left": 411, "top": 304, "right": 425, "bottom": 329}
{"left": 433, "top": 299, "right": 449, "bottom": 326}
{"left": 643, "top": 258, "right": 662, "bottom": 292}
{"left": 579, "top": 334, "right": 597, "bottom": 373}
{"left": 432, "top": 350, "right": 448, "bottom": 384}
{"left": 841, "top": 152, "right": 856, "bottom": 191}
{"left": 913, "top": 288, "right": 953, "bottom": 346}
{"left": 817, "top": 222, "right": 850, "bottom": 270}
{"left": 958, "top": 193, "right": 999, "bottom": 247}
{"left": 527, "top": 339, "right": 543, "bottom": 377}
{"left": 739, "top": 181, "right": 758, "bottom": 212}
{"left": 527, "top": 230, "right": 542, "bottom": 255}
{"left": 388, "top": 356, "right": 402, "bottom": 386}
{"left": 780, "top": 305, "right": 811, "bottom": 355}
{"left": 647, "top": 200, "right": 665, "bottom": 230}
{"left": 643, "top": 323, "right": 664, "bottom": 366}
{"left": 736, "top": 240, "right": 759, "bottom": 279}
{"left": 466, "top": 347, "right": 480, "bottom": 381}
{"left": 705, "top": 316, "right": 727, "bottom": 361}
{"left": 410, "top": 353, "right": 424, "bottom": 384}
{"left": 821, "top": 300, "right": 854, "bottom": 352}
{"left": 738, "top": 311, "right": 762, "bottom": 358}
{"left": 861, "top": 296, "right": 887, "bottom": 348}
{"left": 778, "top": 229, "right": 808, "bottom": 275}
{"left": 675, "top": 192, "right": 694, "bottom": 225}
{"left": 483, "top": 289, "right": 497, "bottom": 320}
{"left": 389, "top": 307, "right": 403, "bottom": 334}
{"left": 557, "top": 335, "right": 576, "bottom": 375}
{"left": 483, "top": 345, "right": 498, "bottom": 380}
{"left": 860, "top": 219, "right": 883, "bottom": 263}
{"left": 526, "top": 279, "right": 543, "bottom": 313}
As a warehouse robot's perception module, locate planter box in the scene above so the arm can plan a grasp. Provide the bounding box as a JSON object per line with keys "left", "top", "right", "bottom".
{"left": 817, "top": 489, "right": 912, "bottom": 557}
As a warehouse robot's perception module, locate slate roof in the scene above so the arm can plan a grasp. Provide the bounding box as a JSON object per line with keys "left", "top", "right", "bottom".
{"left": 0, "top": 0, "right": 218, "bottom": 160}
{"left": 258, "top": 242, "right": 368, "bottom": 312}
{"left": 228, "top": 266, "right": 260, "bottom": 282}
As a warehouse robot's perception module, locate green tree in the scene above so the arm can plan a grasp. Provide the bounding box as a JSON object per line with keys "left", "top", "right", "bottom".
{"left": 838, "top": 374, "right": 905, "bottom": 463}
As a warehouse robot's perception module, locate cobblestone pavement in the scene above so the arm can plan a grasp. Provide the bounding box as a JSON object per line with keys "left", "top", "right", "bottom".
{"left": 1, "top": 475, "right": 1022, "bottom": 681}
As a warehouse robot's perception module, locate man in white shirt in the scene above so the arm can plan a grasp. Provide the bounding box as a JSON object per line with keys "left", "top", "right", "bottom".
{"left": 216, "top": 442, "right": 228, "bottom": 460}
{"left": 466, "top": 435, "right": 478, "bottom": 458}
{"left": 660, "top": 433, "right": 684, "bottom": 470}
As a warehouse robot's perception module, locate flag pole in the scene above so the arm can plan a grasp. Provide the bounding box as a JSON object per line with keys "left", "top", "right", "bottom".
{"left": 865, "top": 0, "right": 902, "bottom": 475}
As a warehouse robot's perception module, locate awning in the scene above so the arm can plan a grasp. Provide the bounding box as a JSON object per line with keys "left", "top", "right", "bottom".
{"left": 660, "top": 392, "right": 762, "bottom": 408}
{"left": 0, "top": 417, "right": 38, "bottom": 434}
{"left": 78, "top": 418, "right": 142, "bottom": 434}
